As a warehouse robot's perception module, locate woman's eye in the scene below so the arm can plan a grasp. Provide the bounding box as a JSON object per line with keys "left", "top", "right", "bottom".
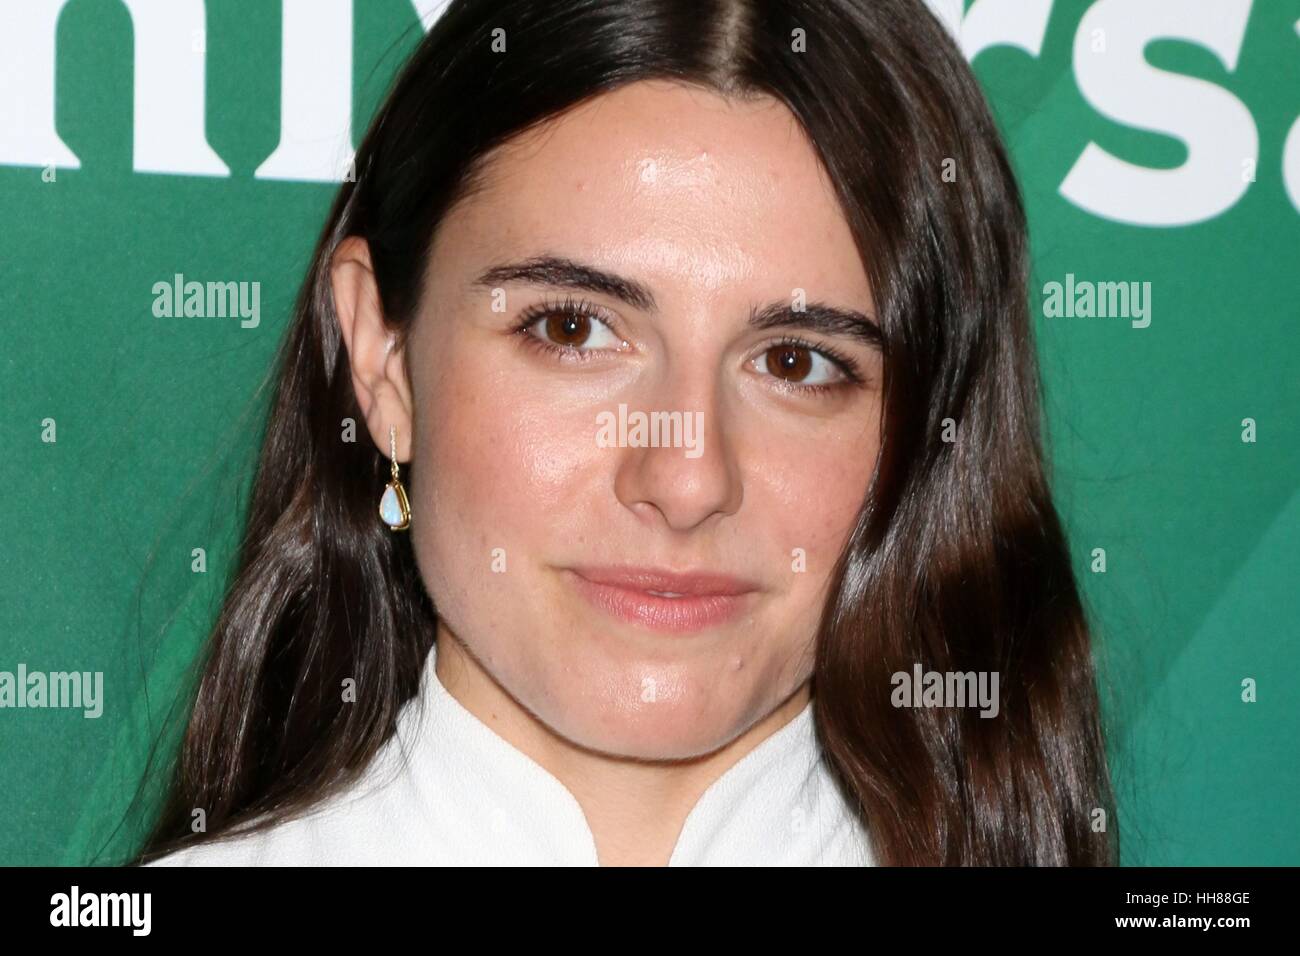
{"left": 526, "top": 309, "right": 624, "bottom": 351}
{"left": 750, "top": 343, "right": 847, "bottom": 387}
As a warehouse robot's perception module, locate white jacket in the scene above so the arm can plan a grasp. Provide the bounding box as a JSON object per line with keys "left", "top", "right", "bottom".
{"left": 145, "top": 640, "right": 874, "bottom": 866}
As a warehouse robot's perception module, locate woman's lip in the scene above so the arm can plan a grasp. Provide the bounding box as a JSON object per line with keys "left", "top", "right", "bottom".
{"left": 567, "top": 565, "right": 760, "bottom": 596}
{"left": 564, "top": 567, "right": 759, "bottom": 633}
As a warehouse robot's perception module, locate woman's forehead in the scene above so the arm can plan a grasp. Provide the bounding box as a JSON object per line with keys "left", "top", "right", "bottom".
{"left": 432, "top": 79, "right": 870, "bottom": 305}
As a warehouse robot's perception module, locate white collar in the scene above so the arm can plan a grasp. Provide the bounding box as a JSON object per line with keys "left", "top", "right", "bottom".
{"left": 146, "top": 641, "right": 874, "bottom": 866}
{"left": 386, "top": 640, "right": 875, "bottom": 866}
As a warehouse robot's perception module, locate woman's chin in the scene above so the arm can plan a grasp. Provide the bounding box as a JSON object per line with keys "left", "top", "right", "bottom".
{"left": 520, "top": 667, "right": 775, "bottom": 761}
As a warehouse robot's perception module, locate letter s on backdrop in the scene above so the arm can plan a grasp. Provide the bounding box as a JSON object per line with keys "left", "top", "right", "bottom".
{"left": 1060, "top": 0, "right": 1256, "bottom": 227}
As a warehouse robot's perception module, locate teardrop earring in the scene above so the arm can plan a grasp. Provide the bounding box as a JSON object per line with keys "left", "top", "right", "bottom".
{"left": 379, "top": 425, "right": 412, "bottom": 531}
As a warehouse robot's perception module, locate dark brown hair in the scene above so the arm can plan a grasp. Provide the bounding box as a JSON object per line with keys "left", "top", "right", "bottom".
{"left": 132, "top": 0, "right": 1117, "bottom": 865}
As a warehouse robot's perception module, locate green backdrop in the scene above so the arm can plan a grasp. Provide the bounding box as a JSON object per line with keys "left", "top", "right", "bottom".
{"left": 1, "top": 0, "right": 1296, "bottom": 866}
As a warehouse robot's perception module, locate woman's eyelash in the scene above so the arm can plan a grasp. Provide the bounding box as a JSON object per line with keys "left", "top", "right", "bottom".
{"left": 508, "top": 297, "right": 865, "bottom": 393}
{"left": 508, "top": 294, "right": 622, "bottom": 360}
{"left": 760, "top": 335, "right": 864, "bottom": 391}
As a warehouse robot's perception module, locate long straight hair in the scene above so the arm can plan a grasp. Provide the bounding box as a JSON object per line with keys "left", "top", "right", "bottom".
{"left": 134, "top": 0, "right": 1117, "bottom": 865}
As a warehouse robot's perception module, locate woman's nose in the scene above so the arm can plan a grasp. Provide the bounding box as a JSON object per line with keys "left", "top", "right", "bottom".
{"left": 607, "top": 384, "right": 744, "bottom": 533}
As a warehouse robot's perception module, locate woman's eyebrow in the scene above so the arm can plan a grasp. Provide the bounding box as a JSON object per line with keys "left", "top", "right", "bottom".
{"left": 473, "top": 255, "right": 657, "bottom": 312}
{"left": 748, "top": 301, "right": 881, "bottom": 347}
{"left": 473, "top": 254, "right": 880, "bottom": 345}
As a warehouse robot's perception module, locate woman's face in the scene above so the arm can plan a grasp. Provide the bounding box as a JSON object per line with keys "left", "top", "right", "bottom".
{"left": 404, "top": 79, "right": 882, "bottom": 758}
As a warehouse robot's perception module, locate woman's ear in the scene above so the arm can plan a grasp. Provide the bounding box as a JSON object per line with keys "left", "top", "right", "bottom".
{"left": 330, "top": 236, "right": 414, "bottom": 460}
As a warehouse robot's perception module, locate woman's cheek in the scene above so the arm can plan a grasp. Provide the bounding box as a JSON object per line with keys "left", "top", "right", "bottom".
{"left": 412, "top": 371, "right": 604, "bottom": 591}
{"left": 498, "top": 398, "right": 609, "bottom": 510}
{"left": 769, "top": 434, "right": 874, "bottom": 594}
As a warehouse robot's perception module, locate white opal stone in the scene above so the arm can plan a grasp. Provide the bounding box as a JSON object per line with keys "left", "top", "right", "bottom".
{"left": 380, "top": 485, "right": 406, "bottom": 526}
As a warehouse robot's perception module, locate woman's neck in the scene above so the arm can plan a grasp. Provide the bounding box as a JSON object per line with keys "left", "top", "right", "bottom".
{"left": 431, "top": 625, "right": 813, "bottom": 866}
